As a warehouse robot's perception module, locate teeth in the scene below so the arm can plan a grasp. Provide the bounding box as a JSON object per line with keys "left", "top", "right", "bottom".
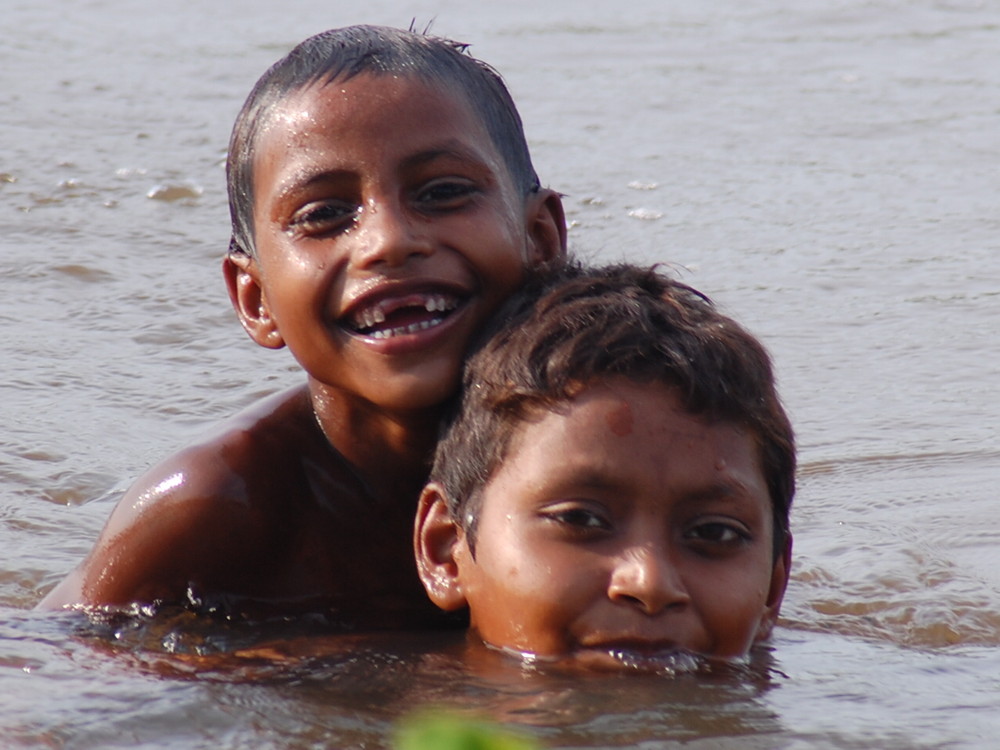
{"left": 350, "top": 294, "right": 458, "bottom": 334}
{"left": 425, "top": 295, "right": 454, "bottom": 313}
{"left": 354, "top": 305, "right": 386, "bottom": 330}
{"left": 369, "top": 317, "right": 445, "bottom": 339}
{"left": 424, "top": 295, "right": 450, "bottom": 313}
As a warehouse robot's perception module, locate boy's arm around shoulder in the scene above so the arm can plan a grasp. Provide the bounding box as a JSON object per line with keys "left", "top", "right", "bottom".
{"left": 35, "top": 388, "right": 312, "bottom": 612}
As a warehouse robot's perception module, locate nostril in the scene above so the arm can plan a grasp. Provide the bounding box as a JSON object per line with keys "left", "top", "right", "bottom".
{"left": 611, "top": 590, "right": 657, "bottom": 614}
{"left": 616, "top": 593, "right": 643, "bottom": 607}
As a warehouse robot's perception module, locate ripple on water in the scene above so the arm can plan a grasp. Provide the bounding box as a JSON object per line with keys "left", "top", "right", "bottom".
{"left": 145, "top": 182, "right": 203, "bottom": 201}
{"left": 50, "top": 264, "right": 115, "bottom": 283}
{"left": 786, "top": 449, "right": 1000, "bottom": 647}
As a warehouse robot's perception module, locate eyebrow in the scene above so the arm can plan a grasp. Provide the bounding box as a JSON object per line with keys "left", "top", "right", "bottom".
{"left": 398, "top": 143, "right": 495, "bottom": 172}
{"left": 536, "top": 468, "right": 636, "bottom": 504}
{"left": 273, "top": 167, "right": 353, "bottom": 202}
{"left": 545, "top": 464, "right": 765, "bottom": 512}
{"left": 674, "top": 482, "right": 768, "bottom": 516}
{"left": 272, "top": 142, "right": 496, "bottom": 203}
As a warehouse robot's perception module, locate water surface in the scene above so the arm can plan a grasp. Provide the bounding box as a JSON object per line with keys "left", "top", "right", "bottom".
{"left": 2, "top": 1, "right": 999, "bottom": 747}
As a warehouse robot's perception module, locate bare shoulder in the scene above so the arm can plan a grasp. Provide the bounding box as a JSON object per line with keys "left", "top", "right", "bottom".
{"left": 37, "top": 385, "right": 445, "bottom": 626}
{"left": 37, "top": 385, "right": 324, "bottom": 611}
{"left": 101, "top": 384, "right": 320, "bottom": 540}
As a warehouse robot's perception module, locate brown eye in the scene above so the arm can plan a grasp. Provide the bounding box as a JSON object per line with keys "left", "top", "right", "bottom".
{"left": 290, "top": 201, "right": 356, "bottom": 234}
{"left": 543, "top": 505, "right": 611, "bottom": 532}
{"left": 687, "top": 522, "right": 749, "bottom": 545}
{"left": 560, "top": 509, "right": 604, "bottom": 528}
{"left": 415, "top": 179, "right": 478, "bottom": 209}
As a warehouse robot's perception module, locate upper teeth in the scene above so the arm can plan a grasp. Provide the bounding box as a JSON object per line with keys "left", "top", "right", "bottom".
{"left": 357, "top": 306, "right": 386, "bottom": 330}
{"left": 425, "top": 295, "right": 459, "bottom": 314}
{"left": 352, "top": 295, "right": 457, "bottom": 331}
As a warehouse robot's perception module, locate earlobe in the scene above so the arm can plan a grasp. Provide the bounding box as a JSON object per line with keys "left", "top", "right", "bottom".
{"left": 413, "top": 484, "right": 468, "bottom": 612}
{"left": 525, "top": 188, "right": 568, "bottom": 266}
{"left": 222, "top": 252, "right": 285, "bottom": 349}
{"left": 755, "top": 533, "right": 792, "bottom": 643}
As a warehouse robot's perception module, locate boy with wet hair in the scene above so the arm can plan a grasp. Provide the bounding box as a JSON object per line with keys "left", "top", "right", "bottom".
{"left": 227, "top": 24, "right": 544, "bottom": 259}
{"left": 39, "top": 25, "right": 566, "bottom": 626}
{"left": 415, "top": 263, "right": 794, "bottom": 668}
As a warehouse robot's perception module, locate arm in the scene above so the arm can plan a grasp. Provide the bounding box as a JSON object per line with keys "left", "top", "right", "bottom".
{"left": 36, "top": 386, "right": 315, "bottom": 612}
{"left": 37, "top": 444, "right": 264, "bottom": 611}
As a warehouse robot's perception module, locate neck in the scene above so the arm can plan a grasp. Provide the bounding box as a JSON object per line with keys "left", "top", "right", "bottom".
{"left": 308, "top": 380, "right": 444, "bottom": 500}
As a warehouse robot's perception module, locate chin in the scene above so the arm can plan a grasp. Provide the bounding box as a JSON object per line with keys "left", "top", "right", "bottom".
{"left": 374, "top": 370, "right": 462, "bottom": 414}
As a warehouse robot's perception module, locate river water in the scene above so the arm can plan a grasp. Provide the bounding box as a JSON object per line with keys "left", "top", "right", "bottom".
{"left": 2, "top": 0, "right": 999, "bottom": 747}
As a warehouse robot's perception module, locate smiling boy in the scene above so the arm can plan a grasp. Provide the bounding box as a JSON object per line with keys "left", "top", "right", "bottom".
{"left": 415, "top": 263, "right": 794, "bottom": 668}
{"left": 38, "top": 26, "right": 565, "bottom": 626}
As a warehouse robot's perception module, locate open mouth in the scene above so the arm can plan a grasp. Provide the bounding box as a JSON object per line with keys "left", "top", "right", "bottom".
{"left": 344, "top": 293, "right": 462, "bottom": 340}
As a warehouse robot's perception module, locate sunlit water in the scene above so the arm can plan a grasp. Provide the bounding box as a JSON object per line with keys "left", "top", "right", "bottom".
{"left": 2, "top": 1, "right": 999, "bottom": 747}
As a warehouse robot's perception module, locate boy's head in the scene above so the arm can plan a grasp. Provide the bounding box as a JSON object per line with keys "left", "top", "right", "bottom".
{"left": 415, "top": 263, "right": 795, "bottom": 668}
{"left": 221, "top": 25, "right": 565, "bottom": 414}
{"left": 227, "top": 24, "right": 542, "bottom": 259}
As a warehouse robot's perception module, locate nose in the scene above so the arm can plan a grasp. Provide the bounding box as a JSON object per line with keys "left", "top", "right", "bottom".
{"left": 607, "top": 544, "right": 690, "bottom": 616}
{"left": 352, "top": 196, "right": 434, "bottom": 270}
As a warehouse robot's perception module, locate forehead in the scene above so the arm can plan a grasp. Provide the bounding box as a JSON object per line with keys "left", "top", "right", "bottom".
{"left": 252, "top": 72, "right": 503, "bottom": 185}
{"left": 491, "top": 380, "right": 769, "bottom": 511}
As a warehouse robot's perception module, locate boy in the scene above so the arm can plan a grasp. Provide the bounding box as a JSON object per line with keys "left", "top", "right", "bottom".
{"left": 414, "top": 263, "right": 794, "bottom": 668}
{"left": 38, "top": 25, "right": 566, "bottom": 627}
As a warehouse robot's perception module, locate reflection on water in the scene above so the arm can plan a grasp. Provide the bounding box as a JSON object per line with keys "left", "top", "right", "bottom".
{"left": 3, "top": 609, "right": 788, "bottom": 748}
{"left": 788, "top": 450, "right": 1000, "bottom": 648}
{"left": 3, "top": 0, "right": 1000, "bottom": 747}
{"left": 4, "top": 607, "right": 998, "bottom": 749}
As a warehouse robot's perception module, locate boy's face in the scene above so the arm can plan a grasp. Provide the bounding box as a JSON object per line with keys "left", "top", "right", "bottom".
{"left": 418, "top": 379, "right": 789, "bottom": 669}
{"left": 228, "top": 73, "right": 563, "bottom": 412}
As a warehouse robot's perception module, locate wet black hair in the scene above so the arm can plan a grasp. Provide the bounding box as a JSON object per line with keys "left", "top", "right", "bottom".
{"left": 430, "top": 261, "right": 796, "bottom": 560}
{"left": 226, "top": 24, "right": 541, "bottom": 258}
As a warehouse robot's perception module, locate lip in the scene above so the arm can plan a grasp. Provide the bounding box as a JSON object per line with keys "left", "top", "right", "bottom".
{"left": 580, "top": 637, "right": 681, "bottom": 655}
{"left": 574, "top": 641, "right": 705, "bottom": 674}
{"left": 336, "top": 277, "right": 473, "bottom": 354}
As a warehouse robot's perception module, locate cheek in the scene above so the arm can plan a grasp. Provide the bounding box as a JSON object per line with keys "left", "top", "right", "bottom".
{"left": 464, "top": 541, "right": 585, "bottom": 645}
{"left": 700, "top": 570, "right": 775, "bottom": 653}
{"left": 465, "top": 210, "right": 529, "bottom": 266}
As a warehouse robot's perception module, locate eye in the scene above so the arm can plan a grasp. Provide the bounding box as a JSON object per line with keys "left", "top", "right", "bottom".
{"left": 685, "top": 521, "right": 751, "bottom": 549}
{"left": 414, "top": 179, "right": 479, "bottom": 211}
{"left": 288, "top": 200, "right": 356, "bottom": 236}
{"left": 540, "top": 502, "right": 612, "bottom": 536}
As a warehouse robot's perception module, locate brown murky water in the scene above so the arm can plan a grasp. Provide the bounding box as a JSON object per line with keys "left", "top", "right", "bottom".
{"left": 2, "top": 1, "right": 999, "bottom": 747}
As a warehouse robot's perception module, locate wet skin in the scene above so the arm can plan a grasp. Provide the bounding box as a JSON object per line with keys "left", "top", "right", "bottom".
{"left": 416, "top": 380, "right": 790, "bottom": 667}
{"left": 37, "top": 72, "right": 565, "bottom": 621}
{"left": 39, "top": 387, "right": 447, "bottom": 626}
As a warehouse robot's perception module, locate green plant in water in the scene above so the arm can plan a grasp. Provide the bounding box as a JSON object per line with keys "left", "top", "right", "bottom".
{"left": 395, "top": 711, "right": 541, "bottom": 750}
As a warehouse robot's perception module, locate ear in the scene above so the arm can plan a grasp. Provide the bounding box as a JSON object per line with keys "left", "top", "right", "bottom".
{"left": 222, "top": 251, "right": 285, "bottom": 349}
{"left": 413, "top": 483, "right": 469, "bottom": 612}
{"left": 755, "top": 533, "right": 792, "bottom": 643}
{"left": 523, "top": 187, "right": 567, "bottom": 266}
